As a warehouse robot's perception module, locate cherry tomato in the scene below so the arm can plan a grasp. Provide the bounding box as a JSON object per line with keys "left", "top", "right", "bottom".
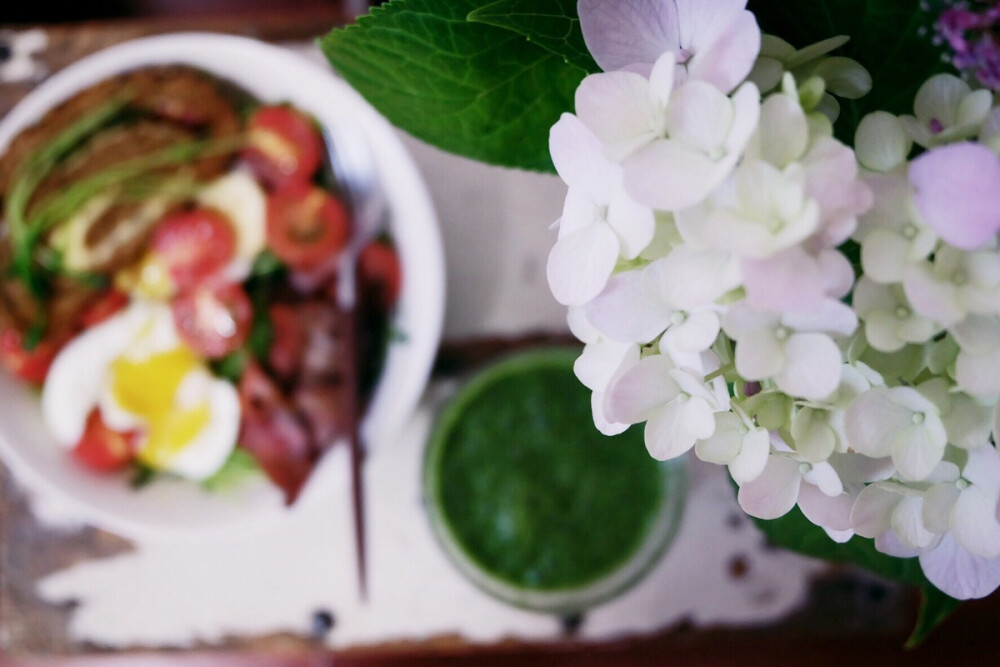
{"left": 72, "top": 408, "right": 138, "bottom": 472}
{"left": 171, "top": 283, "right": 252, "bottom": 358}
{"left": 267, "top": 304, "right": 305, "bottom": 379}
{"left": 78, "top": 290, "right": 129, "bottom": 328}
{"left": 0, "top": 329, "right": 61, "bottom": 385}
{"left": 266, "top": 183, "right": 350, "bottom": 270}
{"left": 359, "top": 240, "right": 402, "bottom": 310}
{"left": 151, "top": 208, "right": 236, "bottom": 291}
{"left": 243, "top": 105, "right": 323, "bottom": 189}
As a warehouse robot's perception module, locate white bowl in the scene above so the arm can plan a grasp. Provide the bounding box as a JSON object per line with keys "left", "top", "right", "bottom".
{"left": 0, "top": 33, "right": 445, "bottom": 541}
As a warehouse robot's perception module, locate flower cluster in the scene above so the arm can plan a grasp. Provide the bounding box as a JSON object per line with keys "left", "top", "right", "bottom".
{"left": 549, "top": 0, "right": 1000, "bottom": 600}
{"left": 936, "top": 0, "right": 1000, "bottom": 90}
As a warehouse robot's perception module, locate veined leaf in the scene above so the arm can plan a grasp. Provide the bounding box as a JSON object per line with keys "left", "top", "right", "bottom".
{"left": 468, "top": 0, "right": 599, "bottom": 73}
{"left": 321, "top": 0, "right": 585, "bottom": 172}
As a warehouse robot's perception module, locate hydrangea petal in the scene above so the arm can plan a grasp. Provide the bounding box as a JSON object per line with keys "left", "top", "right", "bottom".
{"left": 549, "top": 113, "right": 616, "bottom": 196}
{"left": 953, "top": 486, "right": 1000, "bottom": 558}
{"left": 644, "top": 396, "right": 715, "bottom": 460}
{"left": 728, "top": 426, "right": 770, "bottom": 484}
{"left": 695, "top": 412, "right": 743, "bottom": 464}
{"left": 737, "top": 454, "right": 802, "bottom": 520}
{"left": 665, "top": 81, "right": 734, "bottom": 156}
{"left": 607, "top": 182, "right": 656, "bottom": 259}
{"left": 851, "top": 484, "right": 899, "bottom": 538}
{"left": 656, "top": 246, "right": 740, "bottom": 309}
{"left": 574, "top": 339, "right": 638, "bottom": 392}
{"left": 920, "top": 533, "right": 1000, "bottom": 600}
{"left": 798, "top": 482, "right": 854, "bottom": 531}
{"left": 546, "top": 222, "right": 619, "bottom": 306}
{"left": 591, "top": 391, "right": 629, "bottom": 436}
{"left": 606, "top": 354, "right": 680, "bottom": 424}
{"left": 585, "top": 268, "right": 670, "bottom": 343}
{"left": 891, "top": 496, "right": 937, "bottom": 549}
{"left": 855, "top": 111, "right": 911, "bottom": 173}
{"left": 686, "top": 8, "right": 760, "bottom": 93}
{"left": 775, "top": 332, "right": 842, "bottom": 400}
{"left": 579, "top": 0, "right": 680, "bottom": 73}
{"left": 576, "top": 70, "right": 662, "bottom": 162}
{"left": 909, "top": 143, "right": 1000, "bottom": 251}
{"left": 624, "top": 139, "right": 723, "bottom": 211}
{"left": 734, "top": 326, "right": 783, "bottom": 381}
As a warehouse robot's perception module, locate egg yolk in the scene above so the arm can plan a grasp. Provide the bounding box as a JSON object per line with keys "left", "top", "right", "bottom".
{"left": 108, "top": 346, "right": 211, "bottom": 469}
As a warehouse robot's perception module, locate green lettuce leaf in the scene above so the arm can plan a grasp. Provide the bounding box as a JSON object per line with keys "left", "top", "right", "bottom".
{"left": 321, "top": 0, "right": 587, "bottom": 172}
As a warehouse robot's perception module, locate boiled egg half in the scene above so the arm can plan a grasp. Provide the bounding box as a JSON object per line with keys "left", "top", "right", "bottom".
{"left": 41, "top": 300, "right": 240, "bottom": 480}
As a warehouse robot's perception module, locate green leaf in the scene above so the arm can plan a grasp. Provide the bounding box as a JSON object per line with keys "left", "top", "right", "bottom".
{"left": 747, "top": 0, "right": 953, "bottom": 143}
{"left": 468, "top": 0, "right": 599, "bottom": 73}
{"left": 321, "top": 0, "right": 586, "bottom": 172}
{"left": 751, "top": 504, "right": 960, "bottom": 644}
{"left": 908, "top": 586, "right": 962, "bottom": 648}
{"left": 202, "top": 448, "right": 262, "bottom": 492}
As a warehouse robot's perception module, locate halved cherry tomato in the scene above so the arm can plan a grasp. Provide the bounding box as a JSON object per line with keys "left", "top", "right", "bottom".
{"left": 72, "top": 408, "right": 139, "bottom": 472}
{"left": 242, "top": 105, "right": 323, "bottom": 189}
{"left": 0, "top": 329, "right": 61, "bottom": 385}
{"left": 266, "top": 183, "right": 350, "bottom": 270}
{"left": 171, "top": 283, "right": 252, "bottom": 358}
{"left": 359, "top": 240, "right": 402, "bottom": 310}
{"left": 151, "top": 208, "right": 236, "bottom": 291}
{"left": 78, "top": 290, "right": 129, "bottom": 328}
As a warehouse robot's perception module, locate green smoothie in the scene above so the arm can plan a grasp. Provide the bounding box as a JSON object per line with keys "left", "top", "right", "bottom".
{"left": 424, "top": 349, "right": 685, "bottom": 611}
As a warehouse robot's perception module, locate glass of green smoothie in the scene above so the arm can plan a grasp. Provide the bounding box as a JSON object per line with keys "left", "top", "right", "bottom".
{"left": 423, "top": 348, "right": 687, "bottom": 616}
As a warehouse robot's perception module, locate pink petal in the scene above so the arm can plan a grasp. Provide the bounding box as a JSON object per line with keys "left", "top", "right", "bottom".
{"left": 909, "top": 143, "right": 1000, "bottom": 250}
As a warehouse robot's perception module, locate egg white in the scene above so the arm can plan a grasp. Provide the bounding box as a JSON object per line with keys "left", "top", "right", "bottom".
{"left": 196, "top": 169, "right": 267, "bottom": 282}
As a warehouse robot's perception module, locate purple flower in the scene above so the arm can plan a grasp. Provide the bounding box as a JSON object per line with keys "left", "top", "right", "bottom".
{"left": 936, "top": 2, "right": 1000, "bottom": 89}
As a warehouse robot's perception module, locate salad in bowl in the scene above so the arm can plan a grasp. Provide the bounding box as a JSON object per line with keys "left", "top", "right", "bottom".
{"left": 0, "top": 35, "right": 443, "bottom": 538}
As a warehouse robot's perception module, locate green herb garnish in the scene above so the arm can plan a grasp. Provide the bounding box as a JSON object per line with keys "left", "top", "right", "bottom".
{"left": 202, "top": 448, "right": 262, "bottom": 492}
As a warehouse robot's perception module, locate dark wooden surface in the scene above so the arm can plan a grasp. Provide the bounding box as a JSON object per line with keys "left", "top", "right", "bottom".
{"left": 1, "top": 9, "right": 999, "bottom": 664}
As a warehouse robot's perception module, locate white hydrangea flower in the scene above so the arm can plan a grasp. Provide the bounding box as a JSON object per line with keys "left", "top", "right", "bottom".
{"left": 902, "top": 245, "right": 1000, "bottom": 327}
{"left": 851, "top": 480, "right": 942, "bottom": 550}
{"left": 723, "top": 300, "right": 856, "bottom": 401}
{"left": 584, "top": 245, "right": 740, "bottom": 371}
{"left": 917, "top": 378, "right": 993, "bottom": 449}
{"left": 579, "top": 0, "right": 761, "bottom": 92}
{"left": 737, "top": 435, "right": 845, "bottom": 521}
{"left": 575, "top": 51, "right": 762, "bottom": 211}
{"left": 567, "top": 307, "right": 639, "bottom": 436}
{"left": 741, "top": 246, "right": 853, "bottom": 315}
{"left": 675, "top": 159, "right": 819, "bottom": 258}
{"left": 605, "top": 353, "right": 728, "bottom": 460}
{"left": 922, "top": 445, "right": 1000, "bottom": 560}
{"left": 854, "top": 174, "right": 937, "bottom": 285}
{"left": 952, "top": 314, "right": 1000, "bottom": 398}
{"left": 844, "top": 386, "right": 947, "bottom": 482}
{"left": 695, "top": 409, "right": 770, "bottom": 484}
{"left": 899, "top": 74, "right": 994, "bottom": 148}
{"left": 546, "top": 113, "right": 655, "bottom": 306}
{"left": 853, "top": 277, "right": 937, "bottom": 352}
